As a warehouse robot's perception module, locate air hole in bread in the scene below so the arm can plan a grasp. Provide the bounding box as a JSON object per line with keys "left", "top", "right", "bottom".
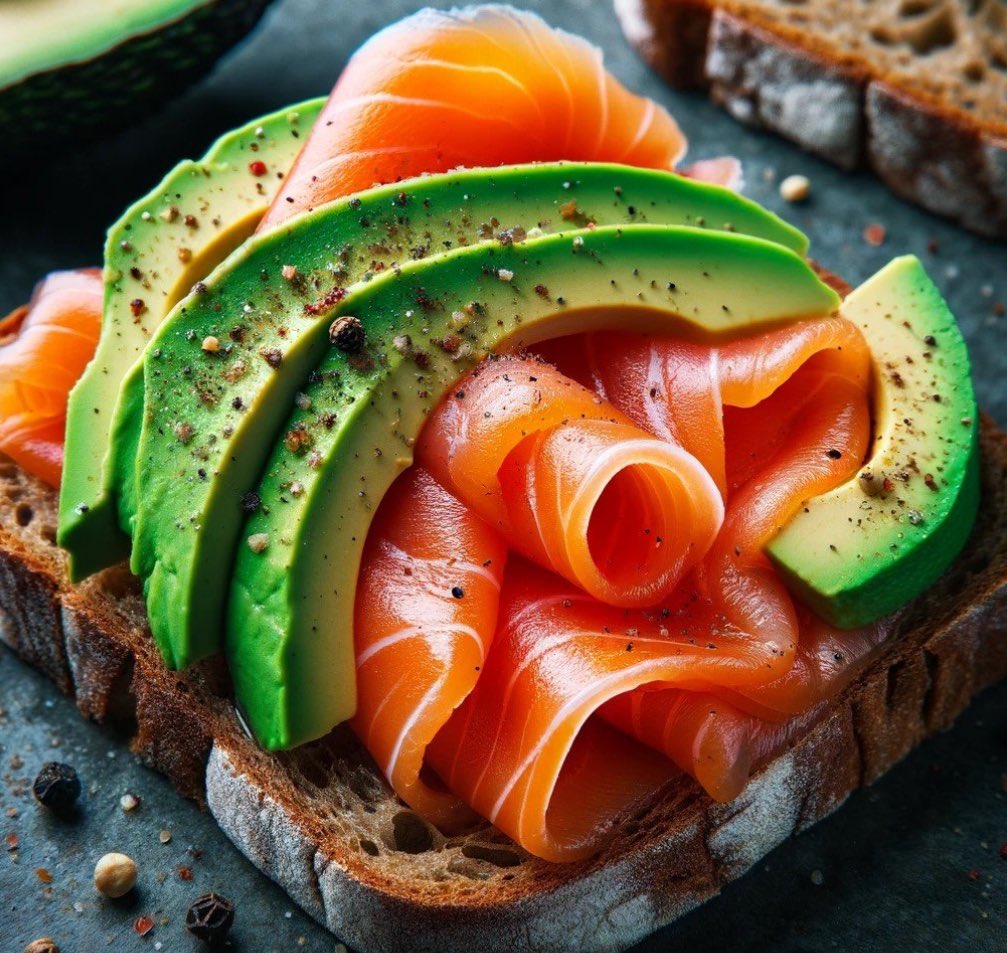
{"left": 899, "top": 0, "right": 936, "bottom": 18}
{"left": 359, "top": 838, "right": 380, "bottom": 856}
{"left": 884, "top": 658, "right": 908, "bottom": 710}
{"left": 15, "top": 504, "right": 33, "bottom": 527}
{"left": 0, "top": 463, "right": 18, "bottom": 481}
{"left": 963, "top": 61, "right": 985, "bottom": 82}
{"left": 389, "top": 810, "right": 435, "bottom": 854}
{"left": 295, "top": 754, "right": 333, "bottom": 790}
{"left": 461, "top": 843, "right": 524, "bottom": 867}
{"left": 39, "top": 524, "right": 57, "bottom": 545}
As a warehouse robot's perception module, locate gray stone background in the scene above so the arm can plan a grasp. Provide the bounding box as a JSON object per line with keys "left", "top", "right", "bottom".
{"left": 1, "top": 1, "right": 1005, "bottom": 950}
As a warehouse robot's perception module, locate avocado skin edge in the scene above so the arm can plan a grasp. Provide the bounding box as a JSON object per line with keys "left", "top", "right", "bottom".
{"left": 767, "top": 255, "right": 980, "bottom": 628}
{"left": 0, "top": 0, "right": 273, "bottom": 160}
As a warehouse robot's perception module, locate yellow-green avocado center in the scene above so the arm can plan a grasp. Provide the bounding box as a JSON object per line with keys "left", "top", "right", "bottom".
{"left": 767, "top": 256, "right": 979, "bottom": 628}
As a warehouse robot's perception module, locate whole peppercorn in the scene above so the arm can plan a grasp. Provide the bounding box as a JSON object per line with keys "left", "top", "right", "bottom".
{"left": 23, "top": 940, "right": 60, "bottom": 953}
{"left": 185, "top": 892, "right": 235, "bottom": 943}
{"left": 94, "top": 852, "right": 137, "bottom": 898}
{"left": 32, "top": 762, "right": 81, "bottom": 813}
{"left": 329, "top": 315, "right": 365, "bottom": 352}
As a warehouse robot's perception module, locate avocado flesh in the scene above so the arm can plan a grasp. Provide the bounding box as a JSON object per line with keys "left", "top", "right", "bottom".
{"left": 228, "top": 224, "right": 839, "bottom": 749}
{"left": 58, "top": 98, "right": 324, "bottom": 580}
{"left": 129, "top": 162, "right": 815, "bottom": 673}
{"left": 767, "top": 256, "right": 979, "bottom": 628}
{"left": 0, "top": 0, "right": 209, "bottom": 86}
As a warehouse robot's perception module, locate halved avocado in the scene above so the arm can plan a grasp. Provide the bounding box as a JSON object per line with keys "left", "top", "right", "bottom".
{"left": 0, "top": 0, "right": 274, "bottom": 156}
{"left": 58, "top": 98, "right": 324, "bottom": 580}
{"left": 767, "top": 256, "right": 979, "bottom": 627}
{"left": 227, "top": 224, "right": 839, "bottom": 749}
{"left": 129, "top": 162, "right": 815, "bottom": 674}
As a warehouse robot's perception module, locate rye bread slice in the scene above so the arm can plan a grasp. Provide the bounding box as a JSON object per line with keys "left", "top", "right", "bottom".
{"left": 0, "top": 424, "right": 1005, "bottom": 952}
{"left": 614, "top": 0, "right": 1007, "bottom": 238}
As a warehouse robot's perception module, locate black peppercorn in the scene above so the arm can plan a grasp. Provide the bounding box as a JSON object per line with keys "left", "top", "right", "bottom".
{"left": 240, "top": 491, "right": 261, "bottom": 514}
{"left": 329, "top": 315, "right": 365, "bottom": 352}
{"left": 32, "top": 762, "right": 81, "bottom": 813}
{"left": 185, "top": 892, "right": 235, "bottom": 944}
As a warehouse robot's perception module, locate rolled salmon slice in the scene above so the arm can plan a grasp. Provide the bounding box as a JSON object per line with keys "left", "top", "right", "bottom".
{"left": 417, "top": 358, "right": 724, "bottom": 607}
{"left": 352, "top": 466, "right": 508, "bottom": 831}
{"left": 0, "top": 269, "right": 102, "bottom": 487}
{"left": 259, "top": 5, "right": 688, "bottom": 228}
{"left": 355, "top": 316, "right": 877, "bottom": 860}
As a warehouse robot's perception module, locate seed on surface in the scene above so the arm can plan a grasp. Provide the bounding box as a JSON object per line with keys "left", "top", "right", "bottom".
{"left": 779, "top": 174, "right": 811, "bottom": 203}
{"left": 185, "top": 892, "right": 236, "bottom": 943}
{"left": 120, "top": 793, "right": 140, "bottom": 813}
{"left": 160, "top": 205, "right": 179, "bottom": 222}
{"left": 201, "top": 336, "right": 220, "bottom": 353}
{"left": 329, "top": 315, "right": 366, "bottom": 352}
{"left": 23, "top": 940, "right": 60, "bottom": 953}
{"left": 32, "top": 762, "right": 80, "bottom": 812}
{"left": 247, "top": 533, "right": 270, "bottom": 554}
{"left": 158, "top": 829, "right": 172, "bottom": 844}
{"left": 94, "top": 852, "right": 137, "bottom": 898}
{"left": 497, "top": 268, "right": 514, "bottom": 282}
{"left": 281, "top": 264, "right": 298, "bottom": 281}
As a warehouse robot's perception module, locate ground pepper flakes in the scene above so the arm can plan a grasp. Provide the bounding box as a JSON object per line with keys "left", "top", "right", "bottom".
{"left": 249, "top": 160, "right": 268, "bottom": 177}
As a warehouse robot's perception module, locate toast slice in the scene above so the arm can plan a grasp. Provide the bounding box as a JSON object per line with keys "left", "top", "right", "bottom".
{"left": 614, "top": 0, "right": 1007, "bottom": 238}
{"left": 2, "top": 422, "right": 1006, "bottom": 952}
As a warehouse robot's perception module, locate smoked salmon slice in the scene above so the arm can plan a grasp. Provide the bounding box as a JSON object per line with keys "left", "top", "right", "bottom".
{"left": 354, "top": 317, "right": 879, "bottom": 861}
{"left": 417, "top": 357, "right": 724, "bottom": 608}
{"left": 0, "top": 269, "right": 102, "bottom": 488}
{"left": 259, "top": 5, "right": 689, "bottom": 228}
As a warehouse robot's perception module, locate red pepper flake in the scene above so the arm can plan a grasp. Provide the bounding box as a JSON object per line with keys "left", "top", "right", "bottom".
{"left": 534, "top": 283, "right": 550, "bottom": 298}
{"left": 133, "top": 915, "right": 155, "bottom": 936}
{"left": 178, "top": 865, "right": 194, "bottom": 881}
{"left": 304, "top": 286, "right": 347, "bottom": 316}
{"left": 5, "top": 832, "right": 18, "bottom": 850}
{"left": 559, "top": 199, "right": 578, "bottom": 220}
{"left": 999, "top": 844, "right": 1007, "bottom": 860}
{"left": 36, "top": 868, "right": 53, "bottom": 884}
{"left": 994, "top": 302, "right": 1005, "bottom": 317}
{"left": 130, "top": 299, "right": 147, "bottom": 318}
{"left": 248, "top": 160, "right": 268, "bottom": 177}
{"left": 967, "top": 868, "right": 981, "bottom": 881}
{"left": 863, "top": 224, "right": 886, "bottom": 247}
{"left": 926, "top": 239, "right": 939, "bottom": 254}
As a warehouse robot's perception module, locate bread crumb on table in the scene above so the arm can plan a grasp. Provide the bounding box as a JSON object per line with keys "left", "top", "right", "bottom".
{"left": 779, "top": 174, "right": 810, "bottom": 203}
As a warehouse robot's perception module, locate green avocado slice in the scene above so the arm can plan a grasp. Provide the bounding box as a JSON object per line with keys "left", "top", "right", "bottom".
{"left": 228, "top": 224, "right": 839, "bottom": 749}
{"left": 767, "top": 256, "right": 979, "bottom": 627}
{"left": 129, "top": 162, "right": 814, "bottom": 673}
{"left": 58, "top": 98, "right": 324, "bottom": 580}
{"left": 0, "top": 0, "right": 273, "bottom": 155}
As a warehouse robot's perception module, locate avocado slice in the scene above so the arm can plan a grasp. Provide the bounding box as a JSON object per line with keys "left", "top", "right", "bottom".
{"left": 767, "top": 256, "right": 979, "bottom": 628}
{"left": 129, "top": 162, "right": 814, "bottom": 674}
{"left": 0, "top": 0, "right": 273, "bottom": 155}
{"left": 58, "top": 98, "right": 324, "bottom": 580}
{"left": 227, "top": 224, "right": 839, "bottom": 749}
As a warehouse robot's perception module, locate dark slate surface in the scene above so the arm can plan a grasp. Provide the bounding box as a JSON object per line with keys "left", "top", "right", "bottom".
{"left": 2, "top": 1, "right": 1006, "bottom": 951}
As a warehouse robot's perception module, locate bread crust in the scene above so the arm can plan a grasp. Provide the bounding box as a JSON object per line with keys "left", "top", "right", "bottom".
{"left": 614, "top": 0, "right": 1007, "bottom": 237}
{"left": 1, "top": 417, "right": 1006, "bottom": 952}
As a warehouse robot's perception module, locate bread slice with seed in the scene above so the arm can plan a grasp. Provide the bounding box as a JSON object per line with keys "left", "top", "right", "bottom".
{"left": 2, "top": 402, "right": 1006, "bottom": 949}
{"left": 614, "top": 0, "right": 1007, "bottom": 238}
